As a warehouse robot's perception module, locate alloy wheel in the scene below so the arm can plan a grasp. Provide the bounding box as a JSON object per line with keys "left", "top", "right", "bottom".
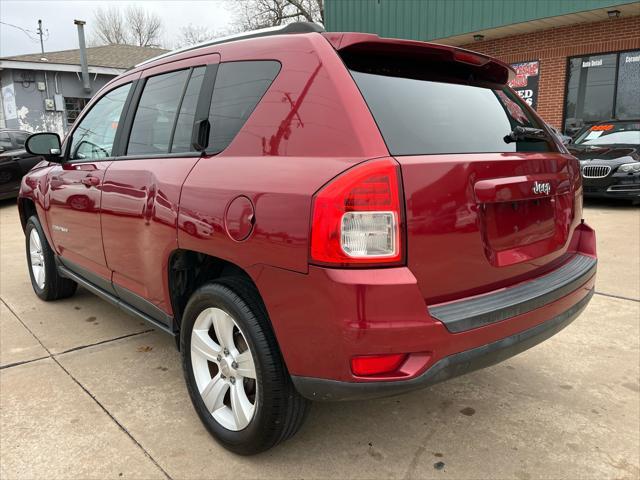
{"left": 29, "top": 229, "right": 45, "bottom": 289}
{"left": 190, "top": 307, "right": 257, "bottom": 431}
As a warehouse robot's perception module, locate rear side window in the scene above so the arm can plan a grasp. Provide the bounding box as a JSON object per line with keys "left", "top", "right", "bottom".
{"left": 128, "top": 70, "right": 189, "bottom": 155}
{"left": 208, "top": 61, "right": 280, "bottom": 153}
{"left": 171, "top": 67, "right": 206, "bottom": 153}
{"left": 350, "top": 69, "right": 551, "bottom": 155}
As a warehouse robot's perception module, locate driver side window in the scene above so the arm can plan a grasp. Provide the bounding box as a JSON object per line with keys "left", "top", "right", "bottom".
{"left": 69, "top": 83, "right": 131, "bottom": 160}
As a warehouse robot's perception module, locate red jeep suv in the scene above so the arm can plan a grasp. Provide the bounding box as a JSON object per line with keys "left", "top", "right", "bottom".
{"left": 19, "top": 23, "right": 596, "bottom": 454}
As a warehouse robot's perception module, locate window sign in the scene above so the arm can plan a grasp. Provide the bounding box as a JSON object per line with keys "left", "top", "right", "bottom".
{"left": 509, "top": 61, "right": 540, "bottom": 108}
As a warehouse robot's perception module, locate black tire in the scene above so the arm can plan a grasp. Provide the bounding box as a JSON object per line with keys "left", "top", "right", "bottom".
{"left": 180, "top": 277, "right": 310, "bottom": 455}
{"left": 25, "top": 215, "right": 77, "bottom": 301}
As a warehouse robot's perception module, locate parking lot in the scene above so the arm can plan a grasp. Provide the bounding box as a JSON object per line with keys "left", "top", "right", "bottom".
{"left": 0, "top": 198, "right": 638, "bottom": 480}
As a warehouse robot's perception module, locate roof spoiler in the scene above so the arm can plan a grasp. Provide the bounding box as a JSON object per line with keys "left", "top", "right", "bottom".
{"left": 323, "top": 32, "right": 515, "bottom": 85}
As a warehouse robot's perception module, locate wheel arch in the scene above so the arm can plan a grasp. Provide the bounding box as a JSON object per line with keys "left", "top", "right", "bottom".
{"left": 18, "top": 196, "right": 37, "bottom": 232}
{"left": 167, "top": 249, "right": 269, "bottom": 334}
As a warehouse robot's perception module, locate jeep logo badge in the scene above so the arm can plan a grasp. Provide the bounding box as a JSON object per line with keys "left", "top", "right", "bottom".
{"left": 532, "top": 181, "right": 551, "bottom": 195}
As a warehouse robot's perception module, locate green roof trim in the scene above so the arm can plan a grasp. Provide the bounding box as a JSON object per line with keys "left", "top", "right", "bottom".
{"left": 325, "top": 0, "right": 637, "bottom": 41}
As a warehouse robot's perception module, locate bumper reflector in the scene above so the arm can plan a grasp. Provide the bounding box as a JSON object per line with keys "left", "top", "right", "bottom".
{"left": 351, "top": 353, "right": 407, "bottom": 376}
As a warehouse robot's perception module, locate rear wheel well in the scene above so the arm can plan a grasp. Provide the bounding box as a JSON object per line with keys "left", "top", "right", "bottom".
{"left": 18, "top": 197, "right": 37, "bottom": 231}
{"left": 168, "top": 250, "right": 263, "bottom": 332}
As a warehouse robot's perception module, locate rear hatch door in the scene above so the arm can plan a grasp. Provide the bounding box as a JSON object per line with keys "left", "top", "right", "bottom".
{"left": 332, "top": 34, "right": 582, "bottom": 304}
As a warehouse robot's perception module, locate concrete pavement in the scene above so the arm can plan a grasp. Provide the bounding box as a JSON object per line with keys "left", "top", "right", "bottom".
{"left": 1, "top": 198, "right": 638, "bottom": 479}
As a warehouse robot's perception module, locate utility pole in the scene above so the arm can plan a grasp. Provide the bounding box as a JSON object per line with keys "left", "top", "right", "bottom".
{"left": 36, "top": 19, "right": 50, "bottom": 98}
{"left": 37, "top": 19, "right": 45, "bottom": 56}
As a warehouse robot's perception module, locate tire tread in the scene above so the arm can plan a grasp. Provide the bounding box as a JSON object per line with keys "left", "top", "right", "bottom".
{"left": 181, "top": 276, "right": 309, "bottom": 454}
{"left": 26, "top": 216, "right": 77, "bottom": 301}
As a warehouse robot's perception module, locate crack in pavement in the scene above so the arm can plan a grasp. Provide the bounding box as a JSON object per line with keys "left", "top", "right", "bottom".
{"left": 0, "top": 328, "right": 154, "bottom": 370}
{"left": 594, "top": 291, "right": 640, "bottom": 303}
{"left": 0, "top": 355, "right": 51, "bottom": 370}
{"left": 403, "top": 426, "right": 441, "bottom": 479}
{"left": 0, "top": 297, "right": 173, "bottom": 480}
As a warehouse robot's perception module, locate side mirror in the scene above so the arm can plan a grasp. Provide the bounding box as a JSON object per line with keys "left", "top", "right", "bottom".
{"left": 25, "top": 132, "right": 63, "bottom": 161}
{"left": 0, "top": 146, "right": 5, "bottom": 153}
{"left": 562, "top": 136, "right": 573, "bottom": 145}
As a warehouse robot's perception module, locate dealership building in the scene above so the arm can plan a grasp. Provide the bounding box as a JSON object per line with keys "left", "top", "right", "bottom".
{"left": 325, "top": 0, "right": 640, "bottom": 134}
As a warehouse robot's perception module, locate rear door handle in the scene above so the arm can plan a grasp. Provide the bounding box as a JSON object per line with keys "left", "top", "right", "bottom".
{"left": 81, "top": 175, "right": 100, "bottom": 187}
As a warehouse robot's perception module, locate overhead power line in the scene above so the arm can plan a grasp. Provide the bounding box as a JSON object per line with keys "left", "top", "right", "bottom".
{"left": 0, "top": 20, "right": 47, "bottom": 42}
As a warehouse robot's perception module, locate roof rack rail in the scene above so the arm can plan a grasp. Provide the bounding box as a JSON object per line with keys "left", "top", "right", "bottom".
{"left": 135, "top": 21, "right": 325, "bottom": 68}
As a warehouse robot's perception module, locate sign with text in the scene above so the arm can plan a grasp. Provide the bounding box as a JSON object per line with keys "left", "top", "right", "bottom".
{"left": 509, "top": 60, "right": 540, "bottom": 109}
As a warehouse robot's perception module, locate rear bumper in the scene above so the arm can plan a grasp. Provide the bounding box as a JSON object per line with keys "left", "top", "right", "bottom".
{"left": 251, "top": 223, "right": 597, "bottom": 401}
{"left": 292, "top": 288, "right": 593, "bottom": 401}
{"left": 428, "top": 254, "right": 596, "bottom": 333}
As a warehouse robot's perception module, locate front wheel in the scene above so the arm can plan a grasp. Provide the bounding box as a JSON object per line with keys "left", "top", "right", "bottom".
{"left": 180, "top": 278, "right": 309, "bottom": 455}
{"left": 25, "top": 215, "right": 77, "bottom": 301}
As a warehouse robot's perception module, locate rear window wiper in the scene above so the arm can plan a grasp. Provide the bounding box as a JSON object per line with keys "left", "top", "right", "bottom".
{"left": 504, "top": 126, "right": 549, "bottom": 143}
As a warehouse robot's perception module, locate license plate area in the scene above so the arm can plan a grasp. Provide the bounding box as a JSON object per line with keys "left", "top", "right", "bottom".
{"left": 483, "top": 198, "right": 556, "bottom": 251}
{"left": 474, "top": 174, "right": 574, "bottom": 267}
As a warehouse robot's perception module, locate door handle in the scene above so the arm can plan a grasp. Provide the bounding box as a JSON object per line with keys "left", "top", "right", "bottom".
{"left": 81, "top": 175, "right": 100, "bottom": 187}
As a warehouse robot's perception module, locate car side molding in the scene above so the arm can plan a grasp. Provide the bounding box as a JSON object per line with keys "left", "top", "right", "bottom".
{"left": 57, "top": 260, "right": 176, "bottom": 336}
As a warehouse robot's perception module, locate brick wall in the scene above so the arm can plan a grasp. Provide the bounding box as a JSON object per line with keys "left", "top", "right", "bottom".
{"left": 461, "top": 15, "right": 640, "bottom": 129}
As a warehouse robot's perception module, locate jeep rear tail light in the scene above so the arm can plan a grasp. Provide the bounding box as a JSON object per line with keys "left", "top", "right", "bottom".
{"left": 310, "top": 157, "right": 403, "bottom": 266}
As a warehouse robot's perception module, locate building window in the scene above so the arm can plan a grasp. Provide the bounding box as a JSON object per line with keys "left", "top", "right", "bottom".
{"left": 64, "top": 97, "right": 89, "bottom": 125}
{"left": 616, "top": 50, "right": 640, "bottom": 121}
{"left": 564, "top": 50, "right": 640, "bottom": 134}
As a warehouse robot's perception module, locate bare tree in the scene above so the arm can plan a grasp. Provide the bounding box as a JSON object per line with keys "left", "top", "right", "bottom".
{"left": 176, "top": 24, "right": 218, "bottom": 48}
{"left": 127, "top": 7, "right": 163, "bottom": 47}
{"left": 92, "top": 7, "right": 127, "bottom": 45}
{"left": 91, "top": 6, "right": 164, "bottom": 47}
{"left": 231, "top": 0, "right": 323, "bottom": 31}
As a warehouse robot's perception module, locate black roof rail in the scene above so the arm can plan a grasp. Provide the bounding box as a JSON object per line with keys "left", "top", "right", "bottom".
{"left": 135, "top": 22, "right": 325, "bottom": 67}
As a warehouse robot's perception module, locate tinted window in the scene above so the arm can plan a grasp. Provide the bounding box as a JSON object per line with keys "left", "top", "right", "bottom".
{"left": 0, "top": 132, "right": 12, "bottom": 150}
{"left": 171, "top": 67, "right": 206, "bottom": 153}
{"left": 616, "top": 51, "right": 640, "bottom": 121}
{"left": 128, "top": 70, "right": 189, "bottom": 155}
{"left": 11, "top": 131, "right": 30, "bottom": 148}
{"left": 351, "top": 70, "right": 549, "bottom": 155}
{"left": 208, "top": 61, "right": 280, "bottom": 152}
{"left": 564, "top": 54, "right": 617, "bottom": 132}
{"left": 69, "top": 83, "right": 131, "bottom": 160}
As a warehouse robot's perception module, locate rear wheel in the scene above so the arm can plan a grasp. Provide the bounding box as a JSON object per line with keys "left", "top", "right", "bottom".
{"left": 25, "top": 216, "right": 77, "bottom": 301}
{"left": 180, "top": 278, "right": 309, "bottom": 455}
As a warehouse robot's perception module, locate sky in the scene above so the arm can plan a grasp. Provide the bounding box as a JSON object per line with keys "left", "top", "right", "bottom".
{"left": 0, "top": 0, "right": 237, "bottom": 57}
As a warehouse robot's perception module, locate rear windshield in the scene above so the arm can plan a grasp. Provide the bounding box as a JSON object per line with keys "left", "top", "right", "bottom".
{"left": 574, "top": 122, "right": 640, "bottom": 146}
{"left": 350, "top": 69, "right": 552, "bottom": 156}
